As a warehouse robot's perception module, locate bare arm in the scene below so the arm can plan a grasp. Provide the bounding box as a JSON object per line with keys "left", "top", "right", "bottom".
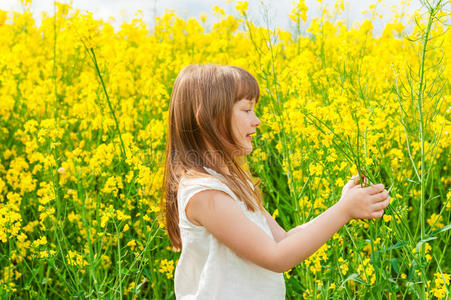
{"left": 263, "top": 209, "right": 287, "bottom": 242}
{"left": 273, "top": 175, "right": 373, "bottom": 239}
{"left": 263, "top": 209, "right": 308, "bottom": 242}
{"left": 187, "top": 183, "right": 389, "bottom": 273}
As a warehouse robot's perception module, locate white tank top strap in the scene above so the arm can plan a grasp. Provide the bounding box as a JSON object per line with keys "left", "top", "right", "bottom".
{"left": 178, "top": 174, "right": 238, "bottom": 229}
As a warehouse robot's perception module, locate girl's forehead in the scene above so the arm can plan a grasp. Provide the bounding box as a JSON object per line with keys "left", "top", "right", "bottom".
{"left": 237, "top": 99, "right": 255, "bottom": 104}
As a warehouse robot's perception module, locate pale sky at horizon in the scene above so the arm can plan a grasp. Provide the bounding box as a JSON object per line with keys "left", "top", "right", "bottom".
{"left": 1, "top": 0, "right": 424, "bottom": 35}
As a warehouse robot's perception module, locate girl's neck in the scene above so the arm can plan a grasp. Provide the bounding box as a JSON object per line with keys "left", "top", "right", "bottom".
{"left": 208, "top": 156, "right": 246, "bottom": 177}
{"left": 202, "top": 141, "right": 246, "bottom": 176}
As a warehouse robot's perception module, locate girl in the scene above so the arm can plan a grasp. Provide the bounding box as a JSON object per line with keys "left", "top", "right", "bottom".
{"left": 162, "top": 64, "right": 390, "bottom": 299}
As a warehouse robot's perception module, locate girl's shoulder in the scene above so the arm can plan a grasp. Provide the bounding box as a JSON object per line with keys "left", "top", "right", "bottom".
{"left": 179, "top": 166, "right": 255, "bottom": 197}
{"left": 179, "top": 167, "right": 225, "bottom": 187}
{"left": 177, "top": 167, "right": 239, "bottom": 209}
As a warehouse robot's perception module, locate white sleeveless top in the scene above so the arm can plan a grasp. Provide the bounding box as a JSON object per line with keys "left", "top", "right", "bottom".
{"left": 174, "top": 167, "right": 286, "bottom": 300}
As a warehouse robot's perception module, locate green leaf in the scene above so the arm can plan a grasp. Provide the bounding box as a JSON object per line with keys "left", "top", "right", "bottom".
{"left": 383, "top": 240, "right": 408, "bottom": 252}
{"left": 389, "top": 258, "right": 399, "bottom": 274}
{"left": 431, "top": 224, "right": 451, "bottom": 236}
{"left": 416, "top": 236, "right": 437, "bottom": 253}
{"left": 339, "top": 273, "right": 365, "bottom": 288}
{"left": 121, "top": 268, "right": 130, "bottom": 275}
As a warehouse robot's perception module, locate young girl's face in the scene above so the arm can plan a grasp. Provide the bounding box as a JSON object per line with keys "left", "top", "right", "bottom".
{"left": 230, "top": 98, "right": 261, "bottom": 156}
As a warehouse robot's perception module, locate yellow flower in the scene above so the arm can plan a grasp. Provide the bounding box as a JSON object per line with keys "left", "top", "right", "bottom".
{"left": 35, "top": 236, "right": 47, "bottom": 246}
{"left": 199, "top": 12, "right": 207, "bottom": 23}
{"left": 66, "top": 250, "right": 88, "bottom": 268}
{"left": 101, "top": 254, "right": 112, "bottom": 269}
{"left": 383, "top": 214, "right": 392, "bottom": 222}
{"left": 431, "top": 273, "right": 450, "bottom": 299}
{"left": 289, "top": 0, "right": 308, "bottom": 23}
{"left": 159, "top": 259, "right": 175, "bottom": 279}
{"left": 212, "top": 5, "right": 225, "bottom": 16}
{"left": 127, "top": 239, "right": 137, "bottom": 251}
{"left": 427, "top": 214, "right": 444, "bottom": 230}
{"left": 235, "top": 1, "right": 248, "bottom": 16}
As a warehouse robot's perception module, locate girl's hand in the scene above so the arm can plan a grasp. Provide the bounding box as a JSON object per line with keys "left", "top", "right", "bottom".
{"left": 338, "top": 182, "right": 390, "bottom": 220}
{"left": 341, "top": 174, "right": 368, "bottom": 198}
{"left": 341, "top": 175, "right": 359, "bottom": 198}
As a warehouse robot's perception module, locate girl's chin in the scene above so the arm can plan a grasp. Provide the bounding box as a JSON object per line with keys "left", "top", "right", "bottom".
{"left": 232, "top": 145, "right": 253, "bottom": 156}
{"left": 243, "top": 146, "right": 253, "bottom": 155}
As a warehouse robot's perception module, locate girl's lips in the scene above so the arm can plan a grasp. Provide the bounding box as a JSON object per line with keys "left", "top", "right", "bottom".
{"left": 247, "top": 136, "right": 253, "bottom": 141}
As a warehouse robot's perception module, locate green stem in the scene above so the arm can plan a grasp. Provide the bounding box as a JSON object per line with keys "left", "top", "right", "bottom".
{"left": 89, "top": 47, "right": 127, "bottom": 163}
{"left": 417, "top": 0, "right": 436, "bottom": 246}
{"left": 114, "top": 219, "right": 123, "bottom": 297}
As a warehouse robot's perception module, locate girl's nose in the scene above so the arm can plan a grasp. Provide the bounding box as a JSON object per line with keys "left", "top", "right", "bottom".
{"left": 252, "top": 114, "right": 261, "bottom": 127}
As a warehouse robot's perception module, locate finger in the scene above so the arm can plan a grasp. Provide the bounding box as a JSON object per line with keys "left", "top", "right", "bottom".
{"left": 354, "top": 174, "right": 370, "bottom": 185}
{"left": 367, "top": 183, "right": 385, "bottom": 195}
{"left": 370, "top": 210, "right": 384, "bottom": 219}
{"left": 371, "top": 197, "right": 390, "bottom": 211}
{"left": 350, "top": 178, "right": 360, "bottom": 186}
{"left": 346, "top": 175, "right": 359, "bottom": 185}
{"left": 348, "top": 176, "right": 358, "bottom": 183}
{"left": 352, "top": 176, "right": 364, "bottom": 185}
{"left": 370, "top": 190, "right": 389, "bottom": 202}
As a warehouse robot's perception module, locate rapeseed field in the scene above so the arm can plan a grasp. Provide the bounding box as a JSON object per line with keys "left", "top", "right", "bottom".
{"left": 0, "top": 0, "right": 449, "bottom": 298}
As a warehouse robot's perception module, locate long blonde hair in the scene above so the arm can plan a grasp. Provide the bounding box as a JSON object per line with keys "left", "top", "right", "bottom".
{"left": 161, "top": 64, "right": 264, "bottom": 250}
